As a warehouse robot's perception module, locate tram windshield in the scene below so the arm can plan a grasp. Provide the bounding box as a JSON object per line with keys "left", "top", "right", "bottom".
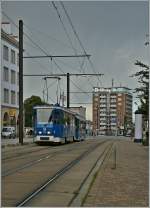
{"left": 37, "top": 108, "right": 53, "bottom": 124}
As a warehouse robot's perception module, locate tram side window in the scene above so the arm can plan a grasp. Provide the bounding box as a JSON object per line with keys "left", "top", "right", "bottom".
{"left": 70, "top": 115, "right": 74, "bottom": 126}
{"left": 64, "top": 112, "right": 71, "bottom": 125}
{"left": 48, "top": 110, "right": 64, "bottom": 124}
{"left": 33, "top": 109, "right": 36, "bottom": 127}
{"left": 75, "top": 118, "right": 79, "bottom": 129}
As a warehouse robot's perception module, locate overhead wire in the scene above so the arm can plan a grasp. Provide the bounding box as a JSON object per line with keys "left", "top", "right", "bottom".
{"left": 51, "top": 1, "right": 86, "bottom": 73}
{"left": 23, "top": 23, "right": 73, "bottom": 50}
{"left": 2, "top": 11, "right": 92, "bottom": 103}
{"left": 24, "top": 25, "right": 85, "bottom": 73}
{"left": 51, "top": 1, "right": 94, "bottom": 95}
{"left": 24, "top": 26, "right": 92, "bottom": 101}
{"left": 43, "top": 90, "right": 56, "bottom": 103}
{"left": 23, "top": 21, "right": 87, "bottom": 73}
{"left": 24, "top": 51, "right": 52, "bottom": 74}
{"left": 58, "top": 2, "right": 95, "bottom": 88}
{"left": 60, "top": 1, "right": 103, "bottom": 87}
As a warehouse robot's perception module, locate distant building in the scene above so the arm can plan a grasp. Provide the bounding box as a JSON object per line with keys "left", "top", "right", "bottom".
{"left": 69, "top": 106, "right": 86, "bottom": 120}
{"left": 86, "top": 120, "right": 93, "bottom": 136}
{"left": 92, "top": 87, "right": 132, "bottom": 136}
{"left": 1, "top": 23, "right": 19, "bottom": 130}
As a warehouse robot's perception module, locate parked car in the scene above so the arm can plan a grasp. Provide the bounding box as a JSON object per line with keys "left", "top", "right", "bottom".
{"left": 1, "top": 126, "right": 16, "bottom": 139}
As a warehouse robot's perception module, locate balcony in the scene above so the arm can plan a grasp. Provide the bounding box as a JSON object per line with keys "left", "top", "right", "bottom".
{"left": 100, "top": 101, "right": 106, "bottom": 104}
{"left": 99, "top": 112, "right": 106, "bottom": 117}
{"left": 110, "top": 113, "right": 116, "bottom": 116}
{"left": 100, "top": 105, "right": 106, "bottom": 108}
{"left": 110, "top": 105, "right": 116, "bottom": 108}
{"left": 100, "top": 95, "right": 106, "bottom": 98}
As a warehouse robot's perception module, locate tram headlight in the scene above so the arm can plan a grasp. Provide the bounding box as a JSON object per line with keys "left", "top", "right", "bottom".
{"left": 47, "top": 131, "right": 51, "bottom": 135}
{"left": 38, "top": 131, "right": 42, "bottom": 135}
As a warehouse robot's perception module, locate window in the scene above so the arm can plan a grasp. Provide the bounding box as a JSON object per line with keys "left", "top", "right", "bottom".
{"left": 11, "top": 49, "right": 15, "bottom": 64}
{"left": 3, "top": 45, "right": 9, "bottom": 61}
{"left": 4, "top": 88, "right": 9, "bottom": 103}
{"left": 11, "top": 91, "right": 16, "bottom": 104}
{"left": 3, "top": 67, "right": 9, "bottom": 82}
{"left": 11, "top": 70, "right": 16, "bottom": 84}
{"left": 37, "top": 108, "right": 53, "bottom": 124}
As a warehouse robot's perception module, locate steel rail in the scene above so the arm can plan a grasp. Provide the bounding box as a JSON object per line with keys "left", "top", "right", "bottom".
{"left": 2, "top": 141, "right": 77, "bottom": 161}
{"left": 2, "top": 142, "right": 88, "bottom": 177}
{"left": 16, "top": 140, "right": 108, "bottom": 207}
{"left": 69, "top": 142, "right": 114, "bottom": 206}
{"left": 2, "top": 146, "right": 52, "bottom": 161}
{"left": 3, "top": 137, "right": 87, "bottom": 161}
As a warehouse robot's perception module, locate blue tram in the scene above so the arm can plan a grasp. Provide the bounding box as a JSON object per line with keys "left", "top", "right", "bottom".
{"left": 33, "top": 105, "right": 86, "bottom": 144}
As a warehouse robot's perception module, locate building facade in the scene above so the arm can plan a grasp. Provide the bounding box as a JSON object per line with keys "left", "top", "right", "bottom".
{"left": 93, "top": 87, "right": 132, "bottom": 136}
{"left": 1, "top": 27, "right": 19, "bottom": 131}
{"left": 69, "top": 106, "right": 86, "bottom": 120}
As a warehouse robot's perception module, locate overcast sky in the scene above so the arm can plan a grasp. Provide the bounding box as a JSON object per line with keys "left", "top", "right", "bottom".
{"left": 2, "top": 1, "right": 149, "bottom": 120}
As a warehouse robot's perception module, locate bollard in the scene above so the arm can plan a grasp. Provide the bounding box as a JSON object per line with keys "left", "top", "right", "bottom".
{"left": 112, "top": 146, "right": 116, "bottom": 169}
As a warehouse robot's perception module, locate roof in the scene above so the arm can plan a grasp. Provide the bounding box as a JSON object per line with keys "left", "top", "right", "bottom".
{"left": 93, "top": 86, "right": 132, "bottom": 95}
{"left": 1, "top": 29, "right": 19, "bottom": 48}
{"left": 33, "top": 105, "right": 85, "bottom": 121}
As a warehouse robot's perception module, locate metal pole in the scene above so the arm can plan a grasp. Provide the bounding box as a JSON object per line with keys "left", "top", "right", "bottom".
{"left": 19, "top": 20, "right": 23, "bottom": 145}
{"left": 62, "top": 91, "right": 64, "bottom": 107}
{"left": 23, "top": 73, "right": 104, "bottom": 77}
{"left": 23, "top": 54, "right": 91, "bottom": 58}
{"left": 45, "top": 78, "right": 48, "bottom": 103}
{"left": 67, "top": 73, "right": 70, "bottom": 108}
{"left": 97, "top": 105, "right": 99, "bottom": 136}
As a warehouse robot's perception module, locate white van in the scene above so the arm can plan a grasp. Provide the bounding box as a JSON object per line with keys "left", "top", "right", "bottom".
{"left": 1, "top": 127, "right": 16, "bottom": 139}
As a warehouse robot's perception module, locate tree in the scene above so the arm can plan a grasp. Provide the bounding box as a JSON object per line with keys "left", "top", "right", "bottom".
{"left": 131, "top": 60, "right": 149, "bottom": 145}
{"left": 24, "top": 95, "right": 48, "bottom": 127}
{"left": 131, "top": 60, "right": 149, "bottom": 119}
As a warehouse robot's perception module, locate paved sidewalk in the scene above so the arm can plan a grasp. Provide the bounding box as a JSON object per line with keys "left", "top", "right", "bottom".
{"left": 84, "top": 139, "right": 149, "bottom": 207}
{"left": 1, "top": 136, "right": 34, "bottom": 147}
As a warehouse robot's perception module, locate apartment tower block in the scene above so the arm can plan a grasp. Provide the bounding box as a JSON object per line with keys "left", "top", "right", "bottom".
{"left": 93, "top": 87, "right": 132, "bottom": 135}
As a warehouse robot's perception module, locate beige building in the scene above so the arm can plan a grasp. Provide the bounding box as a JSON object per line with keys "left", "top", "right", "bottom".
{"left": 69, "top": 106, "right": 86, "bottom": 120}
{"left": 93, "top": 87, "right": 132, "bottom": 135}
{"left": 1, "top": 23, "right": 19, "bottom": 131}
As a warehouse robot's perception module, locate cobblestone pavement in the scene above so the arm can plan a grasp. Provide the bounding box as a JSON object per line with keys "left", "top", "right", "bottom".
{"left": 83, "top": 139, "right": 149, "bottom": 207}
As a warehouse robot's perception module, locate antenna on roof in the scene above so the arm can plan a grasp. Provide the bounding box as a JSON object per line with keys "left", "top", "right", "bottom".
{"left": 112, "top": 78, "right": 114, "bottom": 88}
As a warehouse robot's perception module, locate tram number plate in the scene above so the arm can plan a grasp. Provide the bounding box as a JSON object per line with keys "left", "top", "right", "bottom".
{"left": 40, "top": 137, "right": 49, "bottom": 140}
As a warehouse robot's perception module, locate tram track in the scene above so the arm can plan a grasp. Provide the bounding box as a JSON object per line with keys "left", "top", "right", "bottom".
{"left": 2, "top": 146, "right": 50, "bottom": 161}
{"left": 2, "top": 139, "right": 88, "bottom": 161}
{"left": 2, "top": 145, "right": 58, "bottom": 161}
{"left": 2, "top": 143, "right": 86, "bottom": 177}
{"left": 15, "top": 140, "right": 110, "bottom": 207}
{"left": 2, "top": 139, "right": 105, "bottom": 177}
{"left": 69, "top": 142, "right": 114, "bottom": 206}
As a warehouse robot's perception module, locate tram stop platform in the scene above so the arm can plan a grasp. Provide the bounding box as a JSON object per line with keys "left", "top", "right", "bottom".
{"left": 83, "top": 138, "right": 149, "bottom": 207}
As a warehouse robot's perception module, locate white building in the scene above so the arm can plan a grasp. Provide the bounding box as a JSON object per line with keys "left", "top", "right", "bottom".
{"left": 1, "top": 24, "right": 19, "bottom": 130}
